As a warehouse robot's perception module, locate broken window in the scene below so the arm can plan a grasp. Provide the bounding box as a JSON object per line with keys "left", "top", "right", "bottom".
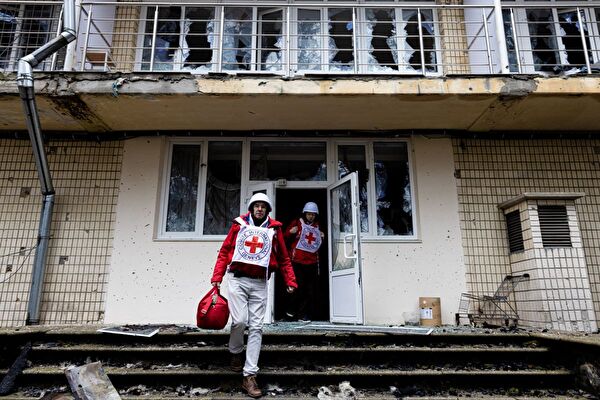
{"left": 1, "top": 4, "right": 59, "bottom": 70}
{"left": 250, "top": 142, "right": 327, "bottom": 181}
{"left": 338, "top": 145, "right": 369, "bottom": 233}
{"left": 557, "top": 9, "right": 593, "bottom": 69}
{"left": 502, "top": 9, "right": 520, "bottom": 73}
{"left": 402, "top": 10, "right": 436, "bottom": 72}
{"left": 373, "top": 142, "right": 412, "bottom": 236}
{"left": 364, "top": 8, "right": 436, "bottom": 73}
{"left": 222, "top": 7, "right": 253, "bottom": 70}
{"left": 182, "top": 7, "right": 216, "bottom": 72}
{"left": 365, "top": 9, "right": 398, "bottom": 71}
{"left": 328, "top": 8, "right": 355, "bottom": 71}
{"left": 141, "top": 6, "right": 216, "bottom": 72}
{"left": 259, "top": 9, "right": 283, "bottom": 71}
{"left": 526, "top": 9, "right": 560, "bottom": 72}
{"left": 297, "top": 9, "right": 323, "bottom": 71}
{"left": 165, "top": 145, "right": 200, "bottom": 232}
{"left": 142, "top": 6, "right": 181, "bottom": 71}
{"left": 203, "top": 142, "right": 242, "bottom": 235}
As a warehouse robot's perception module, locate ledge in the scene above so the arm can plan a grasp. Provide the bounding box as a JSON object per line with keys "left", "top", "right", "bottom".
{"left": 498, "top": 192, "right": 586, "bottom": 210}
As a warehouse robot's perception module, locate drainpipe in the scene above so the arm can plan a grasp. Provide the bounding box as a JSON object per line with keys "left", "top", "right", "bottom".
{"left": 17, "top": 0, "right": 76, "bottom": 325}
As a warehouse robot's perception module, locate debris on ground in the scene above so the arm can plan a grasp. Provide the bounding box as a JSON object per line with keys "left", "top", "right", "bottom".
{"left": 579, "top": 363, "right": 600, "bottom": 397}
{"left": 64, "top": 362, "right": 121, "bottom": 400}
{"left": 317, "top": 381, "right": 358, "bottom": 399}
{"left": 97, "top": 325, "right": 160, "bottom": 337}
{"left": 0, "top": 341, "right": 31, "bottom": 395}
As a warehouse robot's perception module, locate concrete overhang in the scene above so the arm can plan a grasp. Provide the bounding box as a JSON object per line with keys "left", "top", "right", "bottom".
{"left": 1, "top": 73, "right": 599, "bottom": 133}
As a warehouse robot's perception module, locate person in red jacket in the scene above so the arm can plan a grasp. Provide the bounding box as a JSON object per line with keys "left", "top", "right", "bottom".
{"left": 211, "top": 193, "right": 296, "bottom": 398}
{"left": 284, "top": 201, "right": 324, "bottom": 322}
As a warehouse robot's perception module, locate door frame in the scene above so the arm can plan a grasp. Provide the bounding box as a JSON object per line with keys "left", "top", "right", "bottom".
{"left": 327, "top": 171, "right": 364, "bottom": 324}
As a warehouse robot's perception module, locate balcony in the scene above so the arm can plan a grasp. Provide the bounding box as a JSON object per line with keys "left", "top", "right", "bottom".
{"left": 1, "top": 0, "right": 600, "bottom": 76}
{"left": 1, "top": 1, "right": 600, "bottom": 133}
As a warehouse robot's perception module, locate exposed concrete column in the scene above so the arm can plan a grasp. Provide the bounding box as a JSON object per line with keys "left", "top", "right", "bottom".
{"left": 110, "top": 0, "right": 140, "bottom": 72}
{"left": 436, "top": 0, "right": 470, "bottom": 74}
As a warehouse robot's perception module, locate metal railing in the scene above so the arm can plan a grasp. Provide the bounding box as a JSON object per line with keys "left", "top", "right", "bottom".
{"left": 2, "top": 1, "right": 600, "bottom": 76}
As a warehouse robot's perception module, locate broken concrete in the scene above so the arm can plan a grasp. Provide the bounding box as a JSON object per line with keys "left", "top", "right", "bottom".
{"left": 64, "top": 362, "right": 121, "bottom": 400}
{"left": 0, "top": 73, "right": 599, "bottom": 132}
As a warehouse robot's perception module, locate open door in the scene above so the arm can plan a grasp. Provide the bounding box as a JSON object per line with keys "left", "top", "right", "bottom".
{"left": 327, "top": 172, "right": 364, "bottom": 324}
{"left": 245, "top": 182, "right": 276, "bottom": 323}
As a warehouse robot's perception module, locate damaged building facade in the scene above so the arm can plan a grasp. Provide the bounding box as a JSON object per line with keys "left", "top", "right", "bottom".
{"left": 0, "top": 0, "right": 599, "bottom": 333}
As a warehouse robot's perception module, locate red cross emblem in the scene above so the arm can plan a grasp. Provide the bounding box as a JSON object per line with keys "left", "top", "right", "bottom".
{"left": 245, "top": 236, "right": 264, "bottom": 254}
{"left": 305, "top": 232, "right": 316, "bottom": 245}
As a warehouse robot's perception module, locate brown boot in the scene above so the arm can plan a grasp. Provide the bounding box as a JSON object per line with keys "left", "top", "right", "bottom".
{"left": 230, "top": 352, "right": 243, "bottom": 372}
{"left": 242, "top": 375, "right": 262, "bottom": 398}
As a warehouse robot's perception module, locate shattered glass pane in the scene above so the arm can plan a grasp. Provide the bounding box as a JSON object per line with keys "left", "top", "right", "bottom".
{"left": 328, "top": 8, "right": 354, "bottom": 71}
{"left": 558, "top": 9, "right": 593, "bottom": 69}
{"left": 526, "top": 9, "right": 560, "bottom": 72}
{"left": 142, "top": 6, "right": 181, "bottom": 71}
{"left": 250, "top": 142, "right": 327, "bottom": 181}
{"left": 222, "top": 7, "right": 252, "bottom": 70}
{"left": 402, "top": 9, "right": 436, "bottom": 72}
{"left": 203, "top": 142, "right": 242, "bottom": 235}
{"left": 297, "top": 9, "right": 322, "bottom": 71}
{"left": 0, "top": 5, "right": 20, "bottom": 69}
{"left": 373, "top": 143, "right": 413, "bottom": 236}
{"left": 502, "top": 9, "right": 520, "bottom": 72}
{"left": 338, "top": 145, "right": 368, "bottom": 233}
{"left": 260, "top": 9, "right": 283, "bottom": 71}
{"left": 166, "top": 145, "right": 200, "bottom": 232}
{"left": 1, "top": 4, "right": 57, "bottom": 70}
{"left": 330, "top": 180, "right": 355, "bottom": 272}
{"left": 182, "top": 7, "right": 216, "bottom": 72}
{"left": 365, "top": 9, "right": 398, "bottom": 72}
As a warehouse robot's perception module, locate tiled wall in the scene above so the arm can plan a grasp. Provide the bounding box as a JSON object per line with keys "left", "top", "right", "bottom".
{"left": 111, "top": 1, "right": 140, "bottom": 71}
{"left": 437, "top": 0, "right": 470, "bottom": 74}
{"left": 0, "top": 139, "right": 123, "bottom": 327}
{"left": 453, "top": 138, "right": 600, "bottom": 330}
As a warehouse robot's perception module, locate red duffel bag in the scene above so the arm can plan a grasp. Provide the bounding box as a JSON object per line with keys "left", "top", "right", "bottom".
{"left": 196, "top": 286, "right": 229, "bottom": 330}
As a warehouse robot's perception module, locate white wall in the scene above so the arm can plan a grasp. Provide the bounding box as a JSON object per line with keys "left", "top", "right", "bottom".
{"left": 104, "top": 137, "right": 223, "bottom": 325}
{"left": 361, "top": 136, "right": 466, "bottom": 325}
{"left": 105, "top": 136, "right": 466, "bottom": 326}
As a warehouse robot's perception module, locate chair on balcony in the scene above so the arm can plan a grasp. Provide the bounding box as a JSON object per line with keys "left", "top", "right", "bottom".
{"left": 455, "top": 273, "right": 530, "bottom": 328}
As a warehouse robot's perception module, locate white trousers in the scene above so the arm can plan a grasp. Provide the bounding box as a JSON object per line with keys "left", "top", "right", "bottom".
{"left": 228, "top": 275, "right": 268, "bottom": 377}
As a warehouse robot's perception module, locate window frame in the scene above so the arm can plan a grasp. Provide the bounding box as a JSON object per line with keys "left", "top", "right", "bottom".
{"left": 507, "top": 0, "right": 600, "bottom": 74}
{"left": 157, "top": 137, "right": 417, "bottom": 242}
{"left": 0, "top": 3, "right": 61, "bottom": 71}
{"left": 357, "top": 6, "right": 442, "bottom": 75}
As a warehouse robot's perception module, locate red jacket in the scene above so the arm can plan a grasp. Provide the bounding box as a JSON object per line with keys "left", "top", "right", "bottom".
{"left": 284, "top": 218, "right": 322, "bottom": 265}
{"left": 211, "top": 213, "right": 297, "bottom": 288}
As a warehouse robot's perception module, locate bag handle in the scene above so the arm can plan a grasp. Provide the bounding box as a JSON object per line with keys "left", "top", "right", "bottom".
{"left": 200, "top": 286, "right": 220, "bottom": 316}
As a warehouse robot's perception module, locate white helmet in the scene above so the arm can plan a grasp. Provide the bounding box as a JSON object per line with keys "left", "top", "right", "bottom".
{"left": 302, "top": 202, "right": 319, "bottom": 214}
{"left": 248, "top": 193, "right": 273, "bottom": 213}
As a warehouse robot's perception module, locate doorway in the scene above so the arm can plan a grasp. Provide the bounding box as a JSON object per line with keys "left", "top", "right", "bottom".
{"left": 274, "top": 188, "right": 329, "bottom": 321}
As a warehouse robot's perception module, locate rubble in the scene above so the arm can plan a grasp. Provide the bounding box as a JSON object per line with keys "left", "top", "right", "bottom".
{"left": 64, "top": 362, "right": 121, "bottom": 400}
{"left": 318, "top": 381, "right": 358, "bottom": 400}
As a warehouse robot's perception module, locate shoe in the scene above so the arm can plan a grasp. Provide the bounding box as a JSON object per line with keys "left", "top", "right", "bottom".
{"left": 298, "top": 316, "right": 311, "bottom": 323}
{"left": 284, "top": 312, "right": 297, "bottom": 321}
{"left": 242, "top": 375, "right": 262, "bottom": 398}
{"left": 230, "top": 352, "right": 243, "bottom": 372}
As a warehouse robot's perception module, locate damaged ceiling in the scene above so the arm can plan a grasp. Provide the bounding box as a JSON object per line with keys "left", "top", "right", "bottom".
{"left": 0, "top": 73, "right": 599, "bottom": 133}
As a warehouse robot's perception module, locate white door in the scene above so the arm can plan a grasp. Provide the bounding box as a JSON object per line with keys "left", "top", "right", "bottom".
{"left": 327, "top": 172, "right": 364, "bottom": 324}
{"left": 245, "top": 182, "right": 276, "bottom": 323}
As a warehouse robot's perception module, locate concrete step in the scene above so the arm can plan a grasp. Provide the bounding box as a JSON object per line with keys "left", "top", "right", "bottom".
{"left": 1, "top": 328, "right": 598, "bottom": 398}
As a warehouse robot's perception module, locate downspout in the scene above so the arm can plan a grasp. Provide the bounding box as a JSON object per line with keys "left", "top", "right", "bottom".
{"left": 17, "top": 0, "right": 76, "bottom": 325}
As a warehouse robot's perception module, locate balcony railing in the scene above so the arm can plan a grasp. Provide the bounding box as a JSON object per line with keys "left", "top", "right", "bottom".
{"left": 1, "top": 1, "right": 599, "bottom": 76}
